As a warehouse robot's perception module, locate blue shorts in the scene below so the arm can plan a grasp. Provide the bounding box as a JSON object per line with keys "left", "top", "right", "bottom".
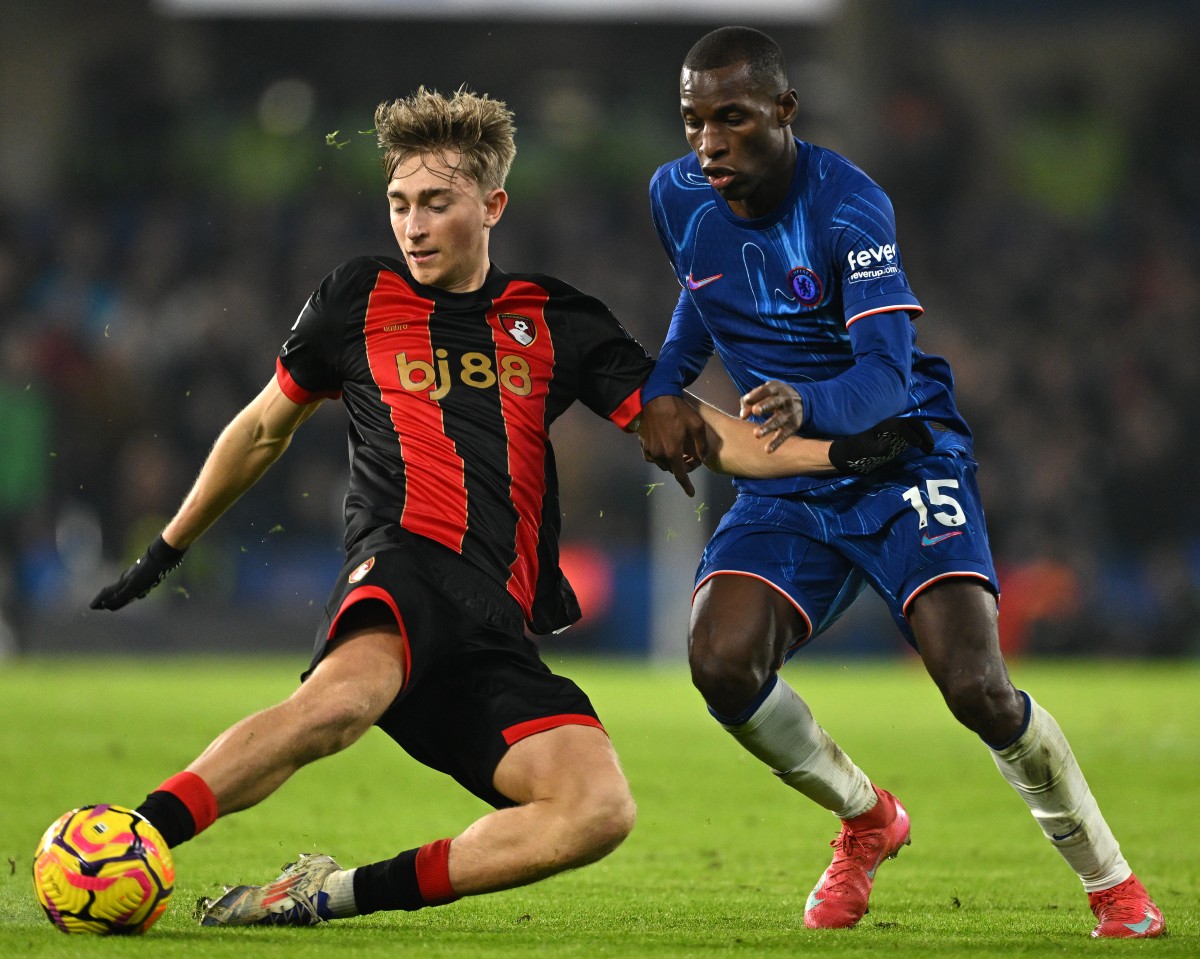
{"left": 696, "top": 452, "right": 999, "bottom": 652}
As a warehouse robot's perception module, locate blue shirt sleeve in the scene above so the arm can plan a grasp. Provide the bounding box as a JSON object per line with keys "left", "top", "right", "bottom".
{"left": 641, "top": 286, "right": 715, "bottom": 403}
{"left": 791, "top": 310, "right": 913, "bottom": 435}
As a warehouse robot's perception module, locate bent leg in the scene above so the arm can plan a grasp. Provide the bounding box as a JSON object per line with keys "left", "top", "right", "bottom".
{"left": 446, "top": 723, "right": 636, "bottom": 895}
{"left": 907, "top": 578, "right": 1024, "bottom": 743}
{"left": 691, "top": 574, "right": 877, "bottom": 819}
{"left": 910, "top": 579, "right": 1141, "bottom": 901}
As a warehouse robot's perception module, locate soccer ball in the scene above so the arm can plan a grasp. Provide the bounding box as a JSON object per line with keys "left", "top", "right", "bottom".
{"left": 32, "top": 804, "right": 175, "bottom": 935}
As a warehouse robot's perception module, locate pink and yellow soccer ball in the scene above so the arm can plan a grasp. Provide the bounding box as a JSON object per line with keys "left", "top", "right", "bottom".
{"left": 32, "top": 804, "right": 175, "bottom": 935}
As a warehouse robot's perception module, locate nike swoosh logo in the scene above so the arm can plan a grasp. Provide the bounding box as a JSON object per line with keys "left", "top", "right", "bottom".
{"left": 1051, "top": 823, "right": 1082, "bottom": 842}
{"left": 921, "top": 531, "right": 963, "bottom": 546}
{"left": 1125, "top": 915, "right": 1156, "bottom": 935}
{"left": 686, "top": 272, "right": 723, "bottom": 290}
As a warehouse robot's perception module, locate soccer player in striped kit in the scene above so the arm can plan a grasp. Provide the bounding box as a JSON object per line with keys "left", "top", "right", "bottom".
{"left": 88, "top": 85, "right": 920, "bottom": 927}
{"left": 637, "top": 26, "right": 1164, "bottom": 938}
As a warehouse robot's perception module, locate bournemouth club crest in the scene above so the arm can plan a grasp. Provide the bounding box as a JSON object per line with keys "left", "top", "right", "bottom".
{"left": 499, "top": 313, "right": 536, "bottom": 346}
{"left": 348, "top": 556, "right": 375, "bottom": 583}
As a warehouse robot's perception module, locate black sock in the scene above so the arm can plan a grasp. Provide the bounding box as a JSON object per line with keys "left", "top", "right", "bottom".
{"left": 134, "top": 791, "right": 196, "bottom": 849}
{"left": 352, "top": 849, "right": 422, "bottom": 913}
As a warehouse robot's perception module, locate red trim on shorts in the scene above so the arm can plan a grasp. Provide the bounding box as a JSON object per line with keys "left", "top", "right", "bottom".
{"left": 156, "top": 771, "right": 218, "bottom": 836}
{"left": 414, "top": 838, "right": 459, "bottom": 906}
{"left": 328, "top": 584, "right": 412, "bottom": 688}
{"left": 902, "top": 571, "right": 994, "bottom": 619}
{"left": 693, "top": 570, "right": 814, "bottom": 651}
{"left": 501, "top": 713, "right": 605, "bottom": 746}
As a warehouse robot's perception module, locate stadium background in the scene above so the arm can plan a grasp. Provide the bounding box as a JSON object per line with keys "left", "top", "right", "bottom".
{"left": 2, "top": 0, "right": 1198, "bottom": 662}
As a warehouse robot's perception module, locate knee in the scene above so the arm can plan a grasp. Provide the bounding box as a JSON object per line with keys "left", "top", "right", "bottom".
{"left": 562, "top": 778, "right": 637, "bottom": 867}
{"left": 582, "top": 779, "right": 637, "bottom": 859}
{"left": 688, "top": 637, "right": 772, "bottom": 716}
{"left": 938, "top": 671, "right": 1023, "bottom": 742}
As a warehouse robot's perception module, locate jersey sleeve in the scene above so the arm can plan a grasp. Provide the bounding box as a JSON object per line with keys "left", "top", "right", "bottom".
{"left": 640, "top": 287, "right": 714, "bottom": 402}
{"left": 276, "top": 262, "right": 357, "bottom": 403}
{"left": 572, "top": 296, "right": 656, "bottom": 430}
{"left": 831, "top": 187, "right": 923, "bottom": 327}
{"left": 643, "top": 166, "right": 716, "bottom": 402}
{"left": 792, "top": 309, "right": 914, "bottom": 435}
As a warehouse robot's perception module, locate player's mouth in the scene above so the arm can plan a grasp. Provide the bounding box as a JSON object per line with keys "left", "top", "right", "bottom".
{"left": 408, "top": 249, "right": 437, "bottom": 266}
{"left": 702, "top": 166, "right": 737, "bottom": 190}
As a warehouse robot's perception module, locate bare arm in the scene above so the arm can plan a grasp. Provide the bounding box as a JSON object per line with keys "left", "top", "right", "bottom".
{"left": 687, "top": 393, "right": 836, "bottom": 478}
{"left": 163, "top": 378, "right": 323, "bottom": 549}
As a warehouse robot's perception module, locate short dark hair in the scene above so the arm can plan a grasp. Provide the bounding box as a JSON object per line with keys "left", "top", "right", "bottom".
{"left": 682, "top": 26, "right": 788, "bottom": 94}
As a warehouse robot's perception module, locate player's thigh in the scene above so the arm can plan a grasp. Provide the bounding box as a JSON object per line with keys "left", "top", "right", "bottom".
{"left": 907, "top": 577, "right": 1008, "bottom": 691}
{"left": 492, "top": 723, "right": 630, "bottom": 811}
{"left": 378, "top": 631, "right": 607, "bottom": 809}
{"left": 292, "top": 623, "right": 408, "bottom": 732}
{"left": 695, "top": 500, "right": 863, "bottom": 661}
{"left": 690, "top": 573, "right": 805, "bottom": 671}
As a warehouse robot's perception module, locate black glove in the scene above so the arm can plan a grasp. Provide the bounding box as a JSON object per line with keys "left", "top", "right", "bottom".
{"left": 829, "top": 417, "right": 934, "bottom": 475}
{"left": 90, "top": 535, "right": 187, "bottom": 610}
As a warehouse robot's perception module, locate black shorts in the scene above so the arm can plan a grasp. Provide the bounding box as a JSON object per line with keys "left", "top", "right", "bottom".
{"left": 308, "top": 526, "right": 602, "bottom": 809}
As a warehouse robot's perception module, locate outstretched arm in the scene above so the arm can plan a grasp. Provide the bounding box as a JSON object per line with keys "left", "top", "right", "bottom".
{"left": 91, "top": 378, "right": 322, "bottom": 610}
{"left": 688, "top": 394, "right": 836, "bottom": 477}
{"left": 689, "top": 393, "right": 933, "bottom": 479}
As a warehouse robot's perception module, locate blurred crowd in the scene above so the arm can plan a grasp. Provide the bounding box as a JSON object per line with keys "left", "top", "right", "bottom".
{"left": 2, "top": 10, "right": 1198, "bottom": 657}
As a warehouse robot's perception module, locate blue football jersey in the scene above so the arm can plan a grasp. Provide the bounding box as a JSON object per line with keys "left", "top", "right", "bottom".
{"left": 644, "top": 139, "right": 970, "bottom": 495}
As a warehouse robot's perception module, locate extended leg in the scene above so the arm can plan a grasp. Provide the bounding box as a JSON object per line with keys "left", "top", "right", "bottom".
{"left": 138, "top": 624, "right": 407, "bottom": 846}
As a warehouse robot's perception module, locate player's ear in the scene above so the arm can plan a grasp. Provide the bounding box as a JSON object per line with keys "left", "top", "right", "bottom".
{"left": 483, "top": 188, "right": 508, "bottom": 228}
{"left": 776, "top": 89, "right": 798, "bottom": 129}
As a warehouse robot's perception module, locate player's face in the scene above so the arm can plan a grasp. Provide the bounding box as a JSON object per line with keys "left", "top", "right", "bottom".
{"left": 680, "top": 62, "right": 798, "bottom": 219}
{"left": 387, "top": 151, "right": 507, "bottom": 293}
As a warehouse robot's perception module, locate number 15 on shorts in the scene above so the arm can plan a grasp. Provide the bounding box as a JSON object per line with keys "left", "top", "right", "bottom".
{"left": 902, "top": 480, "right": 966, "bottom": 529}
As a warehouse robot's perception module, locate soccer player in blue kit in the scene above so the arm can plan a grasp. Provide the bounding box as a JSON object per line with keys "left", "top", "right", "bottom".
{"left": 637, "top": 26, "right": 1165, "bottom": 938}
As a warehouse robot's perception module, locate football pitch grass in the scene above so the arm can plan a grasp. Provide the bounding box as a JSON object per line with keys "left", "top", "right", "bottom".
{"left": 1, "top": 654, "right": 1196, "bottom": 957}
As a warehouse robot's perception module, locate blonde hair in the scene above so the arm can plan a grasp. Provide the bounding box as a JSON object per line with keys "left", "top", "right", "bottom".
{"left": 375, "top": 86, "right": 517, "bottom": 193}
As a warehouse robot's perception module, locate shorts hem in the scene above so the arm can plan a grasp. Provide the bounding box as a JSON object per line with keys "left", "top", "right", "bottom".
{"left": 901, "top": 564, "right": 998, "bottom": 618}
{"left": 693, "top": 570, "right": 814, "bottom": 648}
{"left": 501, "top": 713, "right": 605, "bottom": 747}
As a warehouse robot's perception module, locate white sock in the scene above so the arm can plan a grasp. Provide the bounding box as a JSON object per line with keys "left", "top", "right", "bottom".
{"left": 989, "top": 694, "right": 1130, "bottom": 891}
{"left": 322, "top": 867, "right": 359, "bottom": 918}
{"left": 718, "top": 676, "right": 876, "bottom": 820}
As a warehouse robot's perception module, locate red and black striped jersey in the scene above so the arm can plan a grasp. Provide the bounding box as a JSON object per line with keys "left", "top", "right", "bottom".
{"left": 275, "top": 255, "right": 653, "bottom": 634}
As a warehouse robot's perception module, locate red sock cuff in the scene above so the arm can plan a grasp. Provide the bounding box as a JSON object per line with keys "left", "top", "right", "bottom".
{"left": 157, "top": 771, "right": 218, "bottom": 835}
{"left": 414, "top": 838, "right": 458, "bottom": 906}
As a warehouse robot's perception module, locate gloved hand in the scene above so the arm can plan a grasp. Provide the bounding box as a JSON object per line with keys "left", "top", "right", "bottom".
{"left": 90, "top": 535, "right": 187, "bottom": 610}
{"left": 828, "top": 417, "right": 934, "bottom": 474}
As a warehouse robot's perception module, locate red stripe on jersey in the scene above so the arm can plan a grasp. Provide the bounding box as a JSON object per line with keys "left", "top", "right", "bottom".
{"left": 502, "top": 713, "right": 606, "bottom": 746}
{"left": 275, "top": 356, "right": 342, "bottom": 403}
{"left": 363, "top": 271, "right": 469, "bottom": 551}
{"left": 489, "top": 281, "right": 554, "bottom": 616}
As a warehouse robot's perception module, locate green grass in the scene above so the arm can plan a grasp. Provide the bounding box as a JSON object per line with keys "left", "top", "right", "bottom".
{"left": 1, "top": 655, "right": 1196, "bottom": 957}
